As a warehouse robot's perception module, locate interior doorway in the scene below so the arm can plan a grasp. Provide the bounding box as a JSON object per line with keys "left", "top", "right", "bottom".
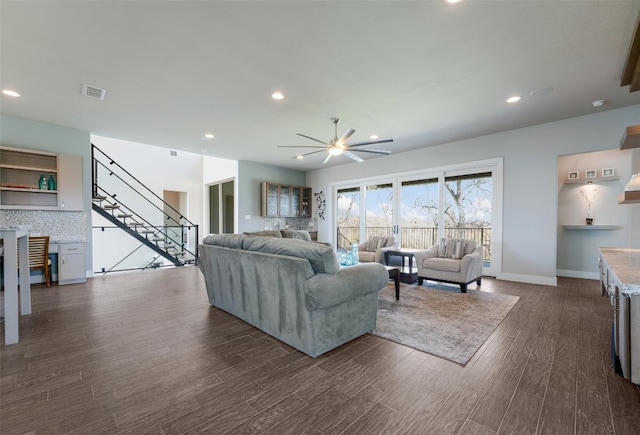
{"left": 209, "top": 179, "right": 235, "bottom": 234}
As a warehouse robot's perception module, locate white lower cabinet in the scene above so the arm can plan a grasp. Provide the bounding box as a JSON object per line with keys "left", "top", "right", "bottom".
{"left": 59, "top": 243, "right": 86, "bottom": 285}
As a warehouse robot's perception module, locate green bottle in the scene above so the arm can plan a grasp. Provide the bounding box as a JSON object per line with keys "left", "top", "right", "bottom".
{"left": 38, "top": 173, "right": 47, "bottom": 190}
{"left": 47, "top": 173, "right": 56, "bottom": 190}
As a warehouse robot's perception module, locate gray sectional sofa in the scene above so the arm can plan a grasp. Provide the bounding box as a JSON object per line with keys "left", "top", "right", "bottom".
{"left": 198, "top": 234, "right": 388, "bottom": 357}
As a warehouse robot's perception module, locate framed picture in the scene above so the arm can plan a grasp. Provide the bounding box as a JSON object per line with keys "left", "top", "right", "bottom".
{"left": 568, "top": 171, "right": 579, "bottom": 180}
{"left": 602, "top": 168, "right": 614, "bottom": 177}
{"left": 585, "top": 169, "right": 597, "bottom": 178}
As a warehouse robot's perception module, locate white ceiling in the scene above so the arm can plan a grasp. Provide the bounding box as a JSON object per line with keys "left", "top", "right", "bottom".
{"left": 2, "top": 1, "right": 640, "bottom": 171}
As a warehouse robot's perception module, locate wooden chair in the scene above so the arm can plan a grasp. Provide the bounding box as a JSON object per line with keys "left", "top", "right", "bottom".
{"left": 17, "top": 236, "right": 52, "bottom": 287}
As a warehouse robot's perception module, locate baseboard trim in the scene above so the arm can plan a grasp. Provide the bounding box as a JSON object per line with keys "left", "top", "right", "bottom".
{"left": 496, "top": 272, "right": 558, "bottom": 287}
{"left": 556, "top": 269, "right": 599, "bottom": 280}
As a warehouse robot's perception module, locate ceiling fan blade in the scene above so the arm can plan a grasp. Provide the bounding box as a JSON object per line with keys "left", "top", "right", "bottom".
{"left": 290, "top": 149, "right": 328, "bottom": 159}
{"left": 278, "top": 145, "right": 327, "bottom": 149}
{"left": 335, "top": 128, "right": 356, "bottom": 147}
{"left": 347, "top": 149, "right": 392, "bottom": 155}
{"left": 343, "top": 151, "right": 364, "bottom": 163}
{"left": 297, "top": 133, "right": 329, "bottom": 146}
{"left": 323, "top": 153, "right": 332, "bottom": 164}
{"left": 346, "top": 138, "right": 394, "bottom": 148}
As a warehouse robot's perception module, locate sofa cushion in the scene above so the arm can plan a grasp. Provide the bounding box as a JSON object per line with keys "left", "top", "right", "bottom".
{"left": 280, "top": 230, "right": 312, "bottom": 241}
{"left": 202, "top": 233, "right": 246, "bottom": 249}
{"left": 242, "top": 236, "right": 339, "bottom": 274}
{"left": 423, "top": 257, "right": 461, "bottom": 273}
{"left": 243, "top": 230, "right": 283, "bottom": 238}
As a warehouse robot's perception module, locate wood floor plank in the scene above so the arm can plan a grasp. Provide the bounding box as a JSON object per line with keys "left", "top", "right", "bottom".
{"left": 2, "top": 268, "right": 638, "bottom": 435}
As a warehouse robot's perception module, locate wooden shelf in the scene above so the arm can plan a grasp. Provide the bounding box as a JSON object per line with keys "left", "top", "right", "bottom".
{"left": 618, "top": 190, "right": 640, "bottom": 204}
{"left": 563, "top": 225, "right": 621, "bottom": 230}
{"left": 564, "top": 175, "right": 619, "bottom": 184}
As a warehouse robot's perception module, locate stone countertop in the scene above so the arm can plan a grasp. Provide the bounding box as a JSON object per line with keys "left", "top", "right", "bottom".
{"left": 600, "top": 248, "right": 640, "bottom": 295}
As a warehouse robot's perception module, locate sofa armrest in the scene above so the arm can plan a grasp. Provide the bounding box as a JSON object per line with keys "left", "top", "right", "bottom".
{"left": 414, "top": 245, "right": 439, "bottom": 263}
{"left": 305, "top": 262, "right": 388, "bottom": 310}
{"left": 459, "top": 245, "right": 483, "bottom": 279}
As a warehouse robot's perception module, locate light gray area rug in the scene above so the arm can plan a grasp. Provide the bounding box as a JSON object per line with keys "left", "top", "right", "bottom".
{"left": 372, "top": 283, "right": 520, "bottom": 365}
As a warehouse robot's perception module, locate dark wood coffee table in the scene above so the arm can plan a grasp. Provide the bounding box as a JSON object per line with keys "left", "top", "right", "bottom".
{"left": 384, "top": 266, "right": 401, "bottom": 300}
{"left": 384, "top": 249, "right": 419, "bottom": 284}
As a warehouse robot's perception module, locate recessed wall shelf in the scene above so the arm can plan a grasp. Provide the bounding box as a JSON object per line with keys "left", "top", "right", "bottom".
{"left": 564, "top": 176, "right": 619, "bottom": 184}
{"left": 618, "top": 190, "right": 640, "bottom": 204}
{"left": 563, "top": 225, "right": 621, "bottom": 230}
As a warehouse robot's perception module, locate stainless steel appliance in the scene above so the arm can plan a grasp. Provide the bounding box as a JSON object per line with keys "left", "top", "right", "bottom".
{"left": 607, "top": 282, "right": 640, "bottom": 384}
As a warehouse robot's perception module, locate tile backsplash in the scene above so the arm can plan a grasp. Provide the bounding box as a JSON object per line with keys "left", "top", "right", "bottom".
{"left": 0, "top": 210, "right": 87, "bottom": 243}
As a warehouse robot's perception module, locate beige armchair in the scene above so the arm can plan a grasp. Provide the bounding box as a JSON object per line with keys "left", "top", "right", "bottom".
{"left": 414, "top": 238, "right": 483, "bottom": 293}
{"left": 357, "top": 235, "right": 398, "bottom": 264}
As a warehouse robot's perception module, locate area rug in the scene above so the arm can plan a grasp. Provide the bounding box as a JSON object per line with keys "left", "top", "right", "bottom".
{"left": 372, "top": 282, "right": 520, "bottom": 365}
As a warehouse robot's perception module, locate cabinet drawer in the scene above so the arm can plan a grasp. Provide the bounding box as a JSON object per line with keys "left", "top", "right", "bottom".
{"left": 60, "top": 243, "right": 85, "bottom": 254}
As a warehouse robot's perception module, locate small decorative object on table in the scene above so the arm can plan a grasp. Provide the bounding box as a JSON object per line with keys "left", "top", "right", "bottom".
{"left": 38, "top": 173, "right": 47, "bottom": 190}
{"left": 47, "top": 173, "right": 56, "bottom": 190}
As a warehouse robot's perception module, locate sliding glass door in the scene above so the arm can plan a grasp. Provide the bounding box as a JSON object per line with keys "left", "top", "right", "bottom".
{"left": 333, "top": 161, "right": 500, "bottom": 276}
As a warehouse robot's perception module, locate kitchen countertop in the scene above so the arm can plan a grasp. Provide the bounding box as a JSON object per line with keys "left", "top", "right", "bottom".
{"left": 600, "top": 248, "right": 640, "bottom": 295}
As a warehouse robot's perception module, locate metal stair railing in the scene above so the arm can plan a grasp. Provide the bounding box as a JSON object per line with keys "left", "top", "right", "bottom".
{"left": 91, "top": 144, "right": 199, "bottom": 272}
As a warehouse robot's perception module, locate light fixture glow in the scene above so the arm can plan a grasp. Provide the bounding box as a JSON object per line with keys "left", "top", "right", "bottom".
{"left": 328, "top": 147, "right": 344, "bottom": 156}
{"left": 296, "top": 155, "right": 304, "bottom": 160}
{"left": 204, "top": 133, "right": 214, "bottom": 139}
{"left": 444, "top": 0, "right": 463, "bottom": 3}
{"left": 370, "top": 134, "right": 379, "bottom": 140}
{"left": 592, "top": 99, "right": 605, "bottom": 107}
{"left": 506, "top": 96, "right": 522, "bottom": 103}
{"left": 2, "top": 89, "right": 20, "bottom": 97}
{"left": 271, "top": 91, "right": 284, "bottom": 100}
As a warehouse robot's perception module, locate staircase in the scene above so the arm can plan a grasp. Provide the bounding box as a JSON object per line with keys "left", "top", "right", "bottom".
{"left": 91, "top": 145, "right": 198, "bottom": 273}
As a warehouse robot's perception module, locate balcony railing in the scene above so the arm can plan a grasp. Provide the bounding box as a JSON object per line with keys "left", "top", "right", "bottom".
{"left": 337, "top": 226, "right": 492, "bottom": 261}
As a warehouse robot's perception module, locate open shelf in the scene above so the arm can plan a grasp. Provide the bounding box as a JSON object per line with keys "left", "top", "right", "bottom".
{"left": 563, "top": 225, "right": 621, "bottom": 230}
{"left": 564, "top": 175, "right": 619, "bottom": 184}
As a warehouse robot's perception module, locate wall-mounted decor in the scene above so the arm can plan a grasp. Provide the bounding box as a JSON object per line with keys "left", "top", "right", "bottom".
{"left": 314, "top": 191, "right": 326, "bottom": 220}
{"left": 585, "top": 169, "right": 597, "bottom": 178}
{"left": 602, "top": 168, "right": 614, "bottom": 177}
{"left": 568, "top": 171, "right": 579, "bottom": 180}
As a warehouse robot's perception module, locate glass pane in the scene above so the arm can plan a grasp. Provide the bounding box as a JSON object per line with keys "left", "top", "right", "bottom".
{"left": 337, "top": 187, "right": 360, "bottom": 250}
{"left": 365, "top": 183, "right": 393, "bottom": 240}
{"left": 279, "top": 185, "right": 290, "bottom": 217}
{"left": 221, "top": 180, "right": 234, "bottom": 234}
{"left": 209, "top": 184, "right": 219, "bottom": 233}
{"left": 291, "top": 187, "right": 301, "bottom": 217}
{"left": 444, "top": 172, "right": 492, "bottom": 261}
{"left": 400, "top": 178, "right": 439, "bottom": 249}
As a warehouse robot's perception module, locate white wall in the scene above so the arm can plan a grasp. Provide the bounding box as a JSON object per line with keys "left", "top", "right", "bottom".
{"left": 306, "top": 104, "right": 640, "bottom": 286}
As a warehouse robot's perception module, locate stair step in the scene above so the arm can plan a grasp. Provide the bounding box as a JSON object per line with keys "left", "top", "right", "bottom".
{"left": 152, "top": 237, "right": 164, "bottom": 241}
{"left": 92, "top": 196, "right": 107, "bottom": 201}
{"left": 128, "top": 222, "right": 142, "bottom": 227}
{"left": 139, "top": 230, "right": 154, "bottom": 234}
{"left": 103, "top": 204, "right": 120, "bottom": 210}
{"left": 172, "top": 251, "right": 186, "bottom": 256}
{"left": 117, "top": 214, "right": 132, "bottom": 218}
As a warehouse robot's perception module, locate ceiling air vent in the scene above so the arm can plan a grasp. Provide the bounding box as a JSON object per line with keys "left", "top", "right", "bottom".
{"left": 81, "top": 84, "right": 107, "bottom": 100}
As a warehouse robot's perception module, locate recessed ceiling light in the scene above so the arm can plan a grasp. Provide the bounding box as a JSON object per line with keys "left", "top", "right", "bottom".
{"left": 204, "top": 133, "right": 214, "bottom": 139}
{"left": 592, "top": 99, "right": 606, "bottom": 107}
{"left": 506, "top": 96, "right": 522, "bottom": 103}
{"left": 370, "top": 134, "right": 379, "bottom": 140}
{"left": 2, "top": 89, "right": 20, "bottom": 97}
{"left": 271, "top": 91, "right": 284, "bottom": 100}
{"left": 444, "top": 0, "right": 463, "bottom": 3}
{"left": 295, "top": 155, "right": 303, "bottom": 160}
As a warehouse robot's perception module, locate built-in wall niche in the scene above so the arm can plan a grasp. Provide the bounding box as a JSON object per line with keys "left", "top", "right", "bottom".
{"left": 556, "top": 149, "right": 631, "bottom": 278}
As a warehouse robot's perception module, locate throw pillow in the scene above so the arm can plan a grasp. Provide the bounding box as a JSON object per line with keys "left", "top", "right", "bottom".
{"left": 453, "top": 239, "right": 466, "bottom": 259}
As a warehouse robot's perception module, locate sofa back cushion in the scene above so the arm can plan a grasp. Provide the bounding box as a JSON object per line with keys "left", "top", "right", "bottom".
{"left": 280, "top": 230, "right": 312, "bottom": 241}
{"left": 242, "top": 236, "right": 339, "bottom": 274}
{"left": 243, "top": 230, "right": 283, "bottom": 238}
{"left": 202, "top": 233, "right": 246, "bottom": 249}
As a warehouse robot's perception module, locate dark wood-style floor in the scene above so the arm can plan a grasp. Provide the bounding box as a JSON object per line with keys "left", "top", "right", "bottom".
{"left": 1, "top": 266, "right": 639, "bottom": 434}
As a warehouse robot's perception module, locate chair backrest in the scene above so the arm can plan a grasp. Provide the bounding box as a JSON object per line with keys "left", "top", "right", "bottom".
{"left": 17, "top": 236, "right": 50, "bottom": 269}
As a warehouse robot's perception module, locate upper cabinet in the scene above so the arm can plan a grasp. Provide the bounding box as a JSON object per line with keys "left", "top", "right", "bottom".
{"left": 0, "top": 146, "right": 84, "bottom": 210}
{"left": 620, "top": 125, "right": 640, "bottom": 150}
{"left": 261, "top": 182, "right": 312, "bottom": 218}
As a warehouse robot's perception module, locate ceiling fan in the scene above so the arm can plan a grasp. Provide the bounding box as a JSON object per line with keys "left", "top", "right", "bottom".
{"left": 279, "top": 118, "right": 394, "bottom": 164}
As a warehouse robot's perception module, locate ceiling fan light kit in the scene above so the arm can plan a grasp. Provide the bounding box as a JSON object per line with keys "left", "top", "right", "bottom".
{"left": 279, "top": 117, "right": 394, "bottom": 164}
